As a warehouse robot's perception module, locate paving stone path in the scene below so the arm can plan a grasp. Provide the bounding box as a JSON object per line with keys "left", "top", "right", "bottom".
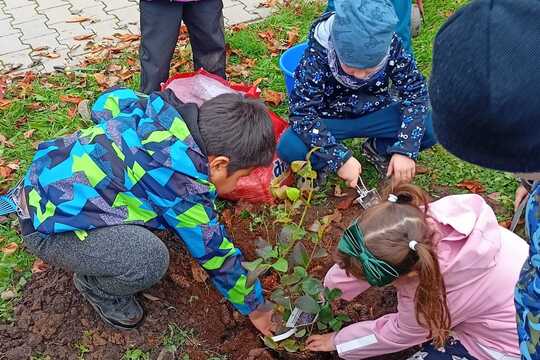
{"left": 0, "top": 0, "right": 271, "bottom": 73}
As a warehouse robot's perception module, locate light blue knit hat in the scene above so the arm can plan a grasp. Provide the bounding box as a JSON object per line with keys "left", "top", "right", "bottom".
{"left": 331, "top": 0, "right": 398, "bottom": 69}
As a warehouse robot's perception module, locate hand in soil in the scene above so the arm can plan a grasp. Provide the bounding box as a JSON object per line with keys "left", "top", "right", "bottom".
{"left": 387, "top": 154, "right": 416, "bottom": 184}
{"left": 306, "top": 332, "right": 337, "bottom": 352}
{"left": 248, "top": 308, "right": 274, "bottom": 337}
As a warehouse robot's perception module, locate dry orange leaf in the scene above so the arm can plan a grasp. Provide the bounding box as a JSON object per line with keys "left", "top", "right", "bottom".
{"left": 31, "top": 259, "right": 48, "bottom": 273}
{"left": 114, "top": 34, "right": 141, "bottom": 42}
{"left": 191, "top": 262, "right": 208, "bottom": 283}
{"left": 286, "top": 28, "right": 299, "bottom": 47}
{"left": 1, "top": 242, "right": 18, "bottom": 255}
{"left": 0, "top": 134, "right": 14, "bottom": 148}
{"left": 74, "top": 34, "right": 94, "bottom": 41}
{"left": 0, "top": 99, "right": 11, "bottom": 110}
{"left": 66, "top": 16, "right": 91, "bottom": 23}
{"left": 23, "top": 129, "right": 35, "bottom": 139}
{"left": 59, "top": 95, "right": 84, "bottom": 105}
{"left": 67, "top": 106, "right": 77, "bottom": 119}
{"left": 456, "top": 180, "right": 485, "bottom": 194}
{"left": 262, "top": 89, "right": 284, "bottom": 106}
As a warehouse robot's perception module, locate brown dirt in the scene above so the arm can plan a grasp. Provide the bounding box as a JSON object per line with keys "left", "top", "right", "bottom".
{"left": 0, "top": 192, "right": 417, "bottom": 360}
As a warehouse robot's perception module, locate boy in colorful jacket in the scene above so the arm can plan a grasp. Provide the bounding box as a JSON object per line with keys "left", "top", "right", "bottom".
{"left": 428, "top": 0, "right": 540, "bottom": 358}
{"left": 16, "top": 87, "right": 275, "bottom": 334}
{"left": 277, "top": 0, "right": 436, "bottom": 189}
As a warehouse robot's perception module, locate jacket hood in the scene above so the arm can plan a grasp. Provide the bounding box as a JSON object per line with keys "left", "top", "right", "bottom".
{"left": 427, "top": 194, "right": 502, "bottom": 290}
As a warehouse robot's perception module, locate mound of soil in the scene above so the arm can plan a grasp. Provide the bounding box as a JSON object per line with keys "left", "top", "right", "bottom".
{"left": 0, "top": 194, "right": 417, "bottom": 360}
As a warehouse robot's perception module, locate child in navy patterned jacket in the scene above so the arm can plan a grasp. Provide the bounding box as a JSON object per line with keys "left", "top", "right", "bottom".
{"left": 277, "top": 0, "right": 436, "bottom": 188}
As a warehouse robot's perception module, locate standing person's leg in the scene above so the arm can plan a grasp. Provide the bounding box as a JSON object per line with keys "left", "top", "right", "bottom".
{"left": 183, "top": 0, "right": 226, "bottom": 79}
{"left": 139, "top": 1, "right": 184, "bottom": 93}
{"left": 23, "top": 225, "right": 170, "bottom": 329}
{"left": 391, "top": 0, "right": 413, "bottom": 54}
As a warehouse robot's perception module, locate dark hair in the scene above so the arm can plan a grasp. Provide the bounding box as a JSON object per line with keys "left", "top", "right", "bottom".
{"left": 335, "top": 182, "right": 451, "bottom": 347}
{"left": 198, "top": 93, "right": 276, "bottom": 173}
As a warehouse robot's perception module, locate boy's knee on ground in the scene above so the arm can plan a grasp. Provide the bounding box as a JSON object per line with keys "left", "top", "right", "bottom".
{"left": 277, "top": 129, "right": 308, "bottom": 163}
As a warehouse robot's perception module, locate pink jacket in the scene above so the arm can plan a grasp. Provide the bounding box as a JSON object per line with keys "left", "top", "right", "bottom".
{"left": 325, "top": 194, "right": 528, "bottom": 359}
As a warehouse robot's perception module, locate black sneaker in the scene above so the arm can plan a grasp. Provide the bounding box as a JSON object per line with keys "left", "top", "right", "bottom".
{"left": 73, "top": 274, "right": 144, "bottom": 330}
{"left": 361, "top": 139, "right": 390, "bottom": 178}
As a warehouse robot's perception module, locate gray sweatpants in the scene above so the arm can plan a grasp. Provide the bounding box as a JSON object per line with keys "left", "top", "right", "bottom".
{"left": 23, "top": 225, "right": 170, "bottom": 298}
{"left": 139, "top": 0, "right": 226, "bottom": 93}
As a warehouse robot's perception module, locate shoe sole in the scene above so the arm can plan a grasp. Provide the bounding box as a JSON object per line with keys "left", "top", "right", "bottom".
{"left": 73, "top": 275, "right": 143, "bottom": 331}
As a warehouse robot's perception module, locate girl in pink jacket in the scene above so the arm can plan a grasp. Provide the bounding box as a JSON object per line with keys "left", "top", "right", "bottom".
{"left": 307, "top": 183, "right": 527, "bottom": 359}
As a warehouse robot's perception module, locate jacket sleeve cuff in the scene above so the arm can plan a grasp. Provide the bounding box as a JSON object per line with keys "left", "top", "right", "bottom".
{"left": 387, "top": 143, "right": 419, "bottom": 160}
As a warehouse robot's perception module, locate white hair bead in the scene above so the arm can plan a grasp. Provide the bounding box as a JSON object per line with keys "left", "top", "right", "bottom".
{"left": 388, "top": 194, "right": 398, "bottom": 203}
{"left": 409, "top": 240, "right": 418, "bottom": 251}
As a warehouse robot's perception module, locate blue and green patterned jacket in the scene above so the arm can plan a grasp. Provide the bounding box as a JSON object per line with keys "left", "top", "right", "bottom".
{"left": 22, "top": 88, "right": 263, "bottom": 315}
{"left": 515, "top": 182, "right": 540, "bottom": 359}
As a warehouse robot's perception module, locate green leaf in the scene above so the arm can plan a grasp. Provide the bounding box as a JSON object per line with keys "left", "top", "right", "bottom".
{"left": 255, "top": 238, "right": 276, "bottom": 260}
{"left": 329, "top": 318, "right": 343, "bottom": 332}
{"left": 302, "top": 277, "right": 323, "bottom": 296}
{"left": 292, "top": 242, "right": 309, "bottom": 267}
{"left": 294, "top": 328, "right": 307, "bottom": 338}
{"left": 295, "top": 295, "right": 320, "bottom": 314}
{"left": 281, "top": 273, "right": 302, "bottom": 286}
{"left": 313, "top": 247, "right": 328, "bottom": 259}
{"left": 272, "top": 258, "right": 288, "bottom": 272}
{"left": 290, "top": 161, "right": 307, "bottom": 173}
{"left": 293, "top": 266, "right": 307, "bottom": 279}
{"left": 318, "top": 305, "right": 333, "bottom": 323}
{"left": 241, "top": 258, "right": 263, "bottom": 272}
{"left": 270, "top": 289, "right": 290, "bottom": 307}
{"left": 262, "top": 336, "right": 278, "bottom": 350}
{"left": 317, "top": 321, "right": 328, "bottom": 330}
{"left": 324, "top": 287, "right": 343, "bottom": 302}
{"left": 336, "top": 314, "right": 351, "bottom": 322}
{"left": 285, "top": 187, "right": 301, "bottom": 202}
{"left": 282, "top": 339, "right": 299, "bottom": 352}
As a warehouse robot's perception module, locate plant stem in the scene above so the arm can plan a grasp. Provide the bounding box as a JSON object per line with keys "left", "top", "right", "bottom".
{"left": 297, "top": 179, "right": 314, "bottom": 228}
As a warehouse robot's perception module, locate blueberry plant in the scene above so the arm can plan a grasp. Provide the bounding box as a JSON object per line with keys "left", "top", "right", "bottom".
{"left": 243, "top": 151, "right": 350, "bottom": 353}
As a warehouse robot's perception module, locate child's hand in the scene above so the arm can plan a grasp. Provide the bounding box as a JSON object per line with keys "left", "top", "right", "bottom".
{"left": 387, "top": 154, "right": 416, "bottom": 183}
{"left": 306, "top": 333, "right": 337, "bottom": 352}
{"left": 514, "top": 185, "right": 530, "bottom": 211}
{"left": 248, "top": 308, "right": 274, "bottom": 337}
{"left": 337, "top": 157, "right": 362, "bottom": 188}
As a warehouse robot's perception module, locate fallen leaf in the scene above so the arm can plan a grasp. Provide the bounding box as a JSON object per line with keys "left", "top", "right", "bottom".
{"left": 74, "top": 34, "right": 94, "bottom": 41}
{"left": 66, "top": 16, "right": 91, "bottom": 23}
{"left": 15, "top": 117, "right": 28, "bottom": 128}
{"left": 259, "top": 0, "right": 278, "bottom": 7}
{"left": 0, "top": 165, "right": 14, "bottom": 179}
{"left": 31, "top": 46, "right": 49, "bottom": 52}
{"left": 253, "top": 78, "right": 265, "bottom": 87}
{"left": 499, "top": 219, "right": 512, "bottom": 229}
{"left": 334, "top": 184, "right": 346, "bottom": 197}
{"left": 221, "top": 208, "right": 233, "bottom": 229}
{"left": 0, "top": 134, "right": 14, "bottom": 148}
{"left": 286, "top": 27, "right": 299, "bottom": 47}
{"left": 67, "top": 106, "right": 77, "bottom": 119}
{"left": 114, "top": 34, "right": 141, "bottom": 42}
{"left": 31, "top": 259, "right": 48, "bottom": 273}
{"left": 416, "top": 165, "right": 429, "bottom": 174}
{"left": 456, "top": 180, "right": 485, "bottom": 194}
{"left": 262, "top": 89, "right": 284, "bottom": 106}
{"left": 20, "top": 71, "right": 35, "bottom": 85}
{"left": 94, "top": 72, "right": 120, "bottom": 89}
{"left": 1, "top": 242, "right": 18, "bottom": 255}
{"left": 23, "top": 129, "right": 35, "bottom": 138}
{"left": 0, "top": 99, "right": 11, "bottom": 110}
{"left": 308, "top": 220, "right": 321, "bottom": 233}
{"left": 336, "top": 196, "right": 355, "bottom": 210}
{"left": 0, "top": 290, "right": 16, "bottom": 301}
{"left": 322, "top": 209, "right": 343, "bottom": 225}
{"left": 191, "top": 262, "right": 208, "bottom": 282}
{"left": 230, "top": 23, "right": 247, "bottom": 32}
{"left": 59, "top": 95, "right": 84, "bottom": 105}
{"left": 107, "top": 64, "right": 123, "bottom": 72}
{"left": 142, "top": 293, "right": 161, "bottom": 301}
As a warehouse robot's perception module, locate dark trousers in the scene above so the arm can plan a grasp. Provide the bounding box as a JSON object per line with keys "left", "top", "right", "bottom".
{"left": 406, "top": 338, "right": 477, "bottom": 359}
{"left": 139, "top": 0, "right": 226, "bottom": 93}
{"left": 23, "top": 225, "right": 170, "bottom": 298}
{"left": 277, "top": 104, "right": 437, "bottom": 171}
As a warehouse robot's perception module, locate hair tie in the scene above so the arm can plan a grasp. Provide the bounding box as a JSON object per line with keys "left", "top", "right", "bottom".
{"left": 409, "top": 240, "right": 418, "bottom": 251}
{"left": 388, "top": 194, "right": 398, "bottom": 203}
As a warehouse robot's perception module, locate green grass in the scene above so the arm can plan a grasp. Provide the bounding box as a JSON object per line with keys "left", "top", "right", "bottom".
{"left": 0, "top": 0, "right": 518, "bottom": 338}
{"left": 122, "top": 348, "right": 150, "bottom": 360}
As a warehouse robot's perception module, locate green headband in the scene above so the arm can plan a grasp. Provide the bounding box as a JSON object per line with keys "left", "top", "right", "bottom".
{"left": 338, "top": 221, "right": 399, "bottom": 287}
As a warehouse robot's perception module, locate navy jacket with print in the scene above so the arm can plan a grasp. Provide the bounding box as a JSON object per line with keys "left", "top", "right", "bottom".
{"left": 289, "top": 13, "right": 430, "bottom": 172}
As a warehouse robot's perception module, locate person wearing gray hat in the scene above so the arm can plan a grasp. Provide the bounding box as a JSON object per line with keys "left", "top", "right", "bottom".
{"left": 277, "top": 0, "right": 435, "bottom": 188}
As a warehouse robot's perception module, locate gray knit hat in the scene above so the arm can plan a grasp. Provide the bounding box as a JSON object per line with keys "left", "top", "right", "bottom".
{"left": 331, "top": 0, "right": 398, "bottom": 69}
